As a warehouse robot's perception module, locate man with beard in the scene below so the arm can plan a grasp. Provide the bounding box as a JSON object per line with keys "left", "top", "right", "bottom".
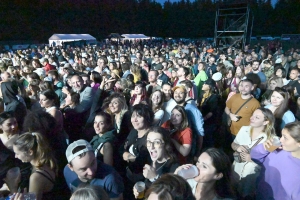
{"left": 225, "top": 79, "right": 260, "bottom": 137}
{"left": 160, "top": 83, "right": 177, "bottom": 124}
{"left": 173, "top": 85, "right": 204, "bottom": 158}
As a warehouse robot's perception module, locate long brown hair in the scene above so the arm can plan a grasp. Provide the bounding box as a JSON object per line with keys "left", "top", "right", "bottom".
{"left": 14, "top": 132, "right": 57, "bottom": 173}
{"left": 170, "top": 105, "right": 189, "bottom": 131}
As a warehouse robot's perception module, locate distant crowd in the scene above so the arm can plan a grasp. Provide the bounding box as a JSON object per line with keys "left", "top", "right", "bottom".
{"left": 0, "top": 39, "right": 299, "bottom": 200}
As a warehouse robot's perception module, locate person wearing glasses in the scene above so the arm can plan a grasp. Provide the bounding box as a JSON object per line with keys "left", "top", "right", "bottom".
{"left": 133, "top": 126, "right": 179, "bottom": 198}
{"left": 264, "top": 87, "right": 295, "bottom": 136}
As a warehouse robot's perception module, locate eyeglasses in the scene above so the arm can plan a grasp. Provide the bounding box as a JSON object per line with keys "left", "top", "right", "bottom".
{"left": 146, "top": 140, "right": 164, "bottom": 148}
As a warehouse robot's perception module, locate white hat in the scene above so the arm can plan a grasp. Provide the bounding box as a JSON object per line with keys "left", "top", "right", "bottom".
{"left": 212, "top": 72, "right": 222, "bottom": 81}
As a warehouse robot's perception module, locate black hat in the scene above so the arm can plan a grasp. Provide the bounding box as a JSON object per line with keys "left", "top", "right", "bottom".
{"left": 203, "top": 78, "right": 216, "bottom": 88}
{"left": 154, "top": 63, "right": 163, "bottom": 70}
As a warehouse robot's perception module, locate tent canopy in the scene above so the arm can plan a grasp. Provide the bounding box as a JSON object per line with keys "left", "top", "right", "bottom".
{"left": 121, "top": 34, "right": 150, "bottom": 40}
{"left": 49, "top": 34, "right": 96, "bottom": 46}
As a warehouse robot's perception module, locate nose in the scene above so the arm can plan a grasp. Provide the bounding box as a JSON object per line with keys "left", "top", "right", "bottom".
{"left": 86, "top": 168, "right": 94, "bottom": 176}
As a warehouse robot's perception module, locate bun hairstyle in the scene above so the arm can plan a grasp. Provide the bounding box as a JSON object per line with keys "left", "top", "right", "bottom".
{"left": 14, "top": 132, "right": 57, "bottom": 173}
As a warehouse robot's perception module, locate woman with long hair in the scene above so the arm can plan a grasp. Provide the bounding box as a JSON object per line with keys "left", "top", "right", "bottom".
{"left": 129, "top": 81, "right": 148, "bottom": 106}
{"left": 261, "top": 77, "right": 284, "bottom": 106}
{"left": 90, "top": 71, "right": 102, "bottom": 93}
{"left": 90, "top": 111, "right": 116, "bottom": 166}
{"left": 251, "top": 121, "right": 300, "bottom": 199}
{"left": 264, "top": 87, "right": 295, "bottom": 136}
{"left": 10, "top": 132, "right": 57, "bottom": 200}
{"left": 175, "top": 148, "right": 235, "bottom": 200}
{"left": 149, "top": 90, "right": 165, "bottom": 126}
{"left": 130, "top": 64, "right": 142, "bottom": 83}
{"left": 133, "top": 126, "right": 180, "bottom": 198}
{"left": 231, "top": 108, "right": 275, "bottom": 198}
{"left": 161, "top": 105, "right": 192, "bottom": 164}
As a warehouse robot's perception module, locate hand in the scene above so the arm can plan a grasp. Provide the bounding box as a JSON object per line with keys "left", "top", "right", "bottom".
{"left": 143, "top": 164, "right": 157, "bottom": 179}
{"left": 229, "top": 113, "right": 240, "bottom": 122}
{"left": 123, "top": 152, "right": 136, "bottom": 162}
{"left": 236, "top": 145, "right": 248, "bottom": 153}
{"left": 133, "top": 186, "right": 139, "bottom": 199}
{"left": 240, "top": 152, "right": 251, "bottom": 162}
{"left": 174, "top": 164, "right": 194, "bottom": 175}
{"left": 263, "top": 139, "right": 273, "bottom": 151}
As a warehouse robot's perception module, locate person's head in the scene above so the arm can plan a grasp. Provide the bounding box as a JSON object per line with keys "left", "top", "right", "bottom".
{"left": 195, "top": 148, "right": 234, "bottom": 198}
{"left": 274, "top": 67, "right": 286, "bottom": 78}
{"left": 202, "top": 78, "right": 216, "bottom": 93}
{"left": 280, "top": 122, "right": 300, "bottom": 154}
{"left": 250, "top": 108, "right": 275, "bottom": 139}
{"left": 289, "top": 68, "right": 300, "bottom": 80}
{"left": 145, "top": 174, "right": 195, "bottom": 200}
{"left": 71, "top": 75, "right": 84, "bottom": 92}
{"left": 65, "top": 92, "right": 80, "bottom": 107}
{"left": 170, "top": 105, "right": 188, "bottom": 130}
{"left": 251, "top": 60, "right": 260, "bottom": 71}
{"left": 134, "top": 81, "right": 146, "bottom": 96}
{"left": 198, "top": 62, "right": 206, "bottom": 71}
{"left": 161, "top": 83, "right": 172, "bottom": 100}
{"left": 81, "top": 74, "right": 91, "bottom": 85}
{"left": 268, "top": 77, "right": 284, "bottom": 90}
{"left": 150, "top": 90, "right": 165, "bottom": 109}
{"left": 70, "top": 185, "right": 109, "bottom": 200}
{"left": 48, "top": 70, "right": 59, "bottom": 81}
{"left": 173, "top": 86, "right": 187, "bottom": 105}
{"left": 0, "top": 80, "right": 19, "bottom": 103}
{"left": 131, "top": 104, "right": 154, "bottom": 131}
{"left": 39, "top": 89, "right": 59, "bottom": 108}
{"left": 66, "top": 140, "right": 97, "bottom": 182}
{"left": 271, "top": 87, "right": 289, "bottom": 108}
{"left": 103, "top": 92, "right": 128, "bottom": 115}
{"left": 238, "top": 79, "right": 254, "bottom": 96}
{"left": 146, "top": 126, "right": 176, "bottom": 163}
{"left": 13, "top": 132, "right": 57, "bottom": 170}
{"left": 0, "top": 111, "right": 18, "bottom": 135}
{"left": 94, "top": 111, "right": 113, "bottom": 135}
{"left": 148, "top": 70, "right": 158, "bottom": 83}
{"left": 177, "top": 67, "right": 189, "bottom": 78}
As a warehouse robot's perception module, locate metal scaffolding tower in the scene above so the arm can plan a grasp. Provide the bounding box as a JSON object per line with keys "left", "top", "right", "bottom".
{"left": 214, "top": 3, "right": 253, "bottom": 49}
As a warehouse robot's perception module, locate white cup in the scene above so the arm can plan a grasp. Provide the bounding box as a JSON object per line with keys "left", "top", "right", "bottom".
{"left": 177, "top": 165, "right": 199, "bottom": 179}
{"left": 266, "top": 136, "right": 281, "bottom": 152}
{"left": 134, "top": 181, "right": 146, "bottom": 199}
{"left": 6, "top": 167, "right": 20, "bottom": 180}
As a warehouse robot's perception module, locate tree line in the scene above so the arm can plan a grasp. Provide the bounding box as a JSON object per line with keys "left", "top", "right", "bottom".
{"left": 1, "top": 0, "right": 299, "bottom": 42}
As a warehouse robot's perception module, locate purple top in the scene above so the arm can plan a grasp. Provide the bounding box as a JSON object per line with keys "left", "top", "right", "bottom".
{"left": 251, "top": 144, "right": 300, "bottom": 200}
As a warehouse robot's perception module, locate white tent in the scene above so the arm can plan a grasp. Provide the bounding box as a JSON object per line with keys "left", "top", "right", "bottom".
{"left": 48, "top": 34, "right": 96, "bottom": 46}
{"left": 121, "top": 34, "right": 150, "bottom": 40}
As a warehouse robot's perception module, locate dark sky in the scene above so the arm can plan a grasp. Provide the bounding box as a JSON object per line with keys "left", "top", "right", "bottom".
{"left": 155, "top": 0, "right": 277, "bottom": 7}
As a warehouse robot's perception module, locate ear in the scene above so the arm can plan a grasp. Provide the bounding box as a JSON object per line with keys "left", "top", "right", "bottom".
{"left": 214, "top": 172, "right": 223, "bottom": 180}
{"left": 28, "top": 150, "right": 34, "bottom": 156}
{"left": 67, "top": 163, "right": 74, "bottom": 171}
{"left": 251, "top": 85, "right": 255, "bottom": 91}
{"left": 263, "top": 120, "right": 269, "bottom": 126}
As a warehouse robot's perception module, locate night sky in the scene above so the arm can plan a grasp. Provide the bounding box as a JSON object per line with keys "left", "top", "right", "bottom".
{"left": 155, "top": 0, "right": 277, "bottom": 7}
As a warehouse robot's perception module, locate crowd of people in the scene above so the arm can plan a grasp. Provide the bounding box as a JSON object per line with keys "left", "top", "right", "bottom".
{"left": 0, "top": 39, "right": 299, "bottom": 200}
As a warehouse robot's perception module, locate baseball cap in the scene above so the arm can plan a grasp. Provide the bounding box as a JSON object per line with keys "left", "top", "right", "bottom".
{"left": 66, "top": 140, "right": 93, "bottom": 163}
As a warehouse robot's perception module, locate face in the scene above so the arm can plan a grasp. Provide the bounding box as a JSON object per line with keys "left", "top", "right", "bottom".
{"left": 131, "top": 111, "right": 146, "bottom": 130}
{"left": 0, "top": 118, "right": 18, "bottom": 134}
{"left": 109, "top": 98, "right": 121, "bottom": 114}
{"left": 289, "top": 70, "right": 299, "bottom": 80}
{"left": 68, "top": 151, "right": 97, "bottom": 182}
{"left": 239, "top": 81, "right": 253, "bottom": 95}
{"left": 39, "top": 94, "right": 54, "bottom": 108}
{"left": 280, "top": 129, "right": 300, "bottom": 153}
{"left": 94, "top": 115, "right": 108, "bottom": 134}
{"left": 276, "top": 69, "right": 282, "bottom": 77}
{"left": 134, "top": 85, "right": 143, "bottom": 95}
{"left": 148, "top": 71, "right": 157, "bottom": 83}
{"left": 198, "top": 63, "right": 204, "bottom": 71}
{"left": 226, "top": 71, "right": 233, "bottom": 79}
{"left": 146, "top": 132, "right": 166, "bottom": 162}
{"left": 236, "top": 67, "right": 242, "bottom": 74}
{"left": 269, "top": 80, "right": 277, "bottom": 90}
{"left": 177, "top": 68, "right": 184, "bottom": 77}
{"left": 71, "top": 76, "right": 84, "bottom": 92}
{"left": 151, "top": 91, "right": 162, "bottom": 105}
{"left": 202, "top": 83, "right": 210, "bottom": 91}
{"left": 13, "top": 145, "right": 33, "bottom": 163}
{"left": 162, "top": 85, "right": 172, "bottom": 99}
{"left": 250, "top": 109, "right": 268, "bottom": 128}
{"left": 171, "top": 109, "right": 183, "bottom": 126}
{"left": 194, "top": 152, "right": 221, "bottom": 183}
{"left": 173, "top": 88, "right": 186, "bottom": 104}
{"left": 252, "top": 61, "right": 260, "bottom": 71}
{"left": 271, "top": 91, "right": 284, "bottom": 107}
